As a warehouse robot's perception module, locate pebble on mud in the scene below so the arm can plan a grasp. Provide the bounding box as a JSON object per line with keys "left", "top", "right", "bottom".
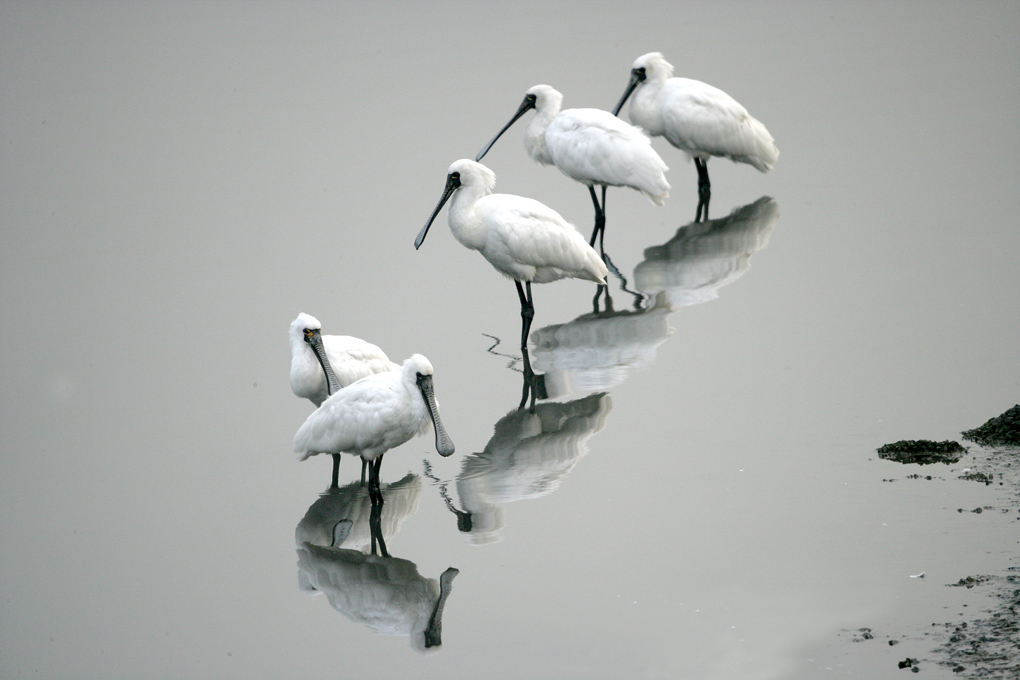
{"left": 898, "top": 656, "right": 920, "bottom": 671}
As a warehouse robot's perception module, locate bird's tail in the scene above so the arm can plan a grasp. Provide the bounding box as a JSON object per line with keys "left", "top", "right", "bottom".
{"left": 642, "top": 187, "right": 669, "bottom": 207}
{"left": 743, "top": 117, "right": 778, "bottom": 172}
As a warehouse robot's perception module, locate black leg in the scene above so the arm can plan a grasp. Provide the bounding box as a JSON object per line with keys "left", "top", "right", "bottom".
{"left": 523, "top": 281, "right": 534, "bottom": 346}
{"left": 592, "top": 283, "right": 606, "bottom": 314}
{"left": 598, "top": 185, "right": 607, "bottom": 255}
{"left": 587, "top": 185, "right": 609, "bottom": 257}
{"left": 369, "top": 456, "right": 383, "bottom": 495}
{"left": 695, "top": 157, "right": 711, "bottom": 202}
{"left": 518, "top": 361, "right": 531, "bottom": 411}
{"left": 587, "top": 185, "right": 604, "bottom": 249}
{"left": 695, "top": 194, "right": 710, "bottom": 223}
{"left": 368, "top": 484, "right": 388, "bottom": 557}
{"left": 515, "top": 280, "right": 540, "bottom": 413}
{"left": 330, "top": 454, "right": 341, "bottom": 490}
{"left": 515, "top": 280, "right": 535, "bottom": 352}
{"left": 360, "top": 457, "right": 367, "bottom": 486}
{"left": 518, "top": 345, "right": 539, "bottom": 413}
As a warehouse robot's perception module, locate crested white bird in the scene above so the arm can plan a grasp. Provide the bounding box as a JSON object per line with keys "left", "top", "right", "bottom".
{"left": 475, "top": 84, "right": 669, "bottom": 251}
{"left": 293, "top": 354, "right": 455, "bottom": 494}
{"left": 612, "top": 52, "right": 778, "bottom": 201}
{"left": 415, "top": 159, "right": 608, "bottom": 365}
{"left": 289, "top": 312, "right": 399, "bottom": 407}
{"left": 289, "top": 312, "right": 400, "bottom": 487}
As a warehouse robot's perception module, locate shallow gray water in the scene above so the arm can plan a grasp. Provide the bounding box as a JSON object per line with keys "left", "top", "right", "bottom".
{"left": 2, "top": 2, "right": 1018, "bottom": 679}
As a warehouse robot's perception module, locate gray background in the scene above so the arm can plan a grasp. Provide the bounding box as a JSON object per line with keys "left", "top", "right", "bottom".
{"left": 2, "top": 1, "right": 1018, "bottom": 678}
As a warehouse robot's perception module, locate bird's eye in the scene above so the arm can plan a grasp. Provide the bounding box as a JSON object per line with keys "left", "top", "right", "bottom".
{"left": 451, "top": 172, "right": 460, "bottom": 181}
{"left": 526, "top": 94, "right": 537, "bottom": 103}
{"left": 634, "top": 67, "right": 646, "bottom": 77}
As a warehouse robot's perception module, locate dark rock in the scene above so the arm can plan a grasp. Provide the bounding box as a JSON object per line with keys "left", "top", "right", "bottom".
{"left": 877, "top": 440, "right": 966, "bottom": 465}
{"left": 961, "top": 404, "right": 1020, "bottom": 447}
{"left": 948, "top": 575, "right": 993, "bottom": 588}
{"left": 959, "top": 470, "right": 994, "bottom": 484}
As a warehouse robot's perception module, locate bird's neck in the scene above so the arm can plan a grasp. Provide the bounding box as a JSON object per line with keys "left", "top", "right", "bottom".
{"left": 290, "top": 341, "right": 326, "bottom": 402}
{"left": 290, "top": 336, "right": 318, "bottom": 376}
{"left": 447, "top": 187, "right": 489, "bottom": 251}
{"left": 629, "top": 81, "right": 665, "bottom": 136}
{"left": 524, "top": 107, "right": 556, "bottom": 166}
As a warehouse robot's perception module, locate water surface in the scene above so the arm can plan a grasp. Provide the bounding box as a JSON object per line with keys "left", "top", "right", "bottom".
{"left": 2, "top": 2, "right": 1019, "bottom": 678}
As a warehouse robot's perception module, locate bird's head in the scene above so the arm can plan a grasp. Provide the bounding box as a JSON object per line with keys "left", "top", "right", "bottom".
{"left": 290, "top": 312, "right": 322, "bottom": 345}
{"left": 414, "top": 159, "right": 496, "bottom": 250}
{"left": 524, "top": 84, "right": 563, "bottom": 112}
{"left": 630, "top": 52, "right": 673, "bottom": 80}
{"left": 614, "top": 52, "right": 672, "bottom": 116}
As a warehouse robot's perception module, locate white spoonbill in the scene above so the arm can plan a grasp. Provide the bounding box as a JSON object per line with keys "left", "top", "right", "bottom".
{"left": 289, "top": 312, "right": 399, "bottom": 407}
{"left": 293, "top": 354, "right": 455, "bottom": 495}
{"left": 475, "top": 84, "right": 669, "bottom": 251}
{"left": 612, "top": 52, "right": 778, "bottom": 201}
{"left": 414, "top": 159, "right": 608, "bottom": 358}
{"left": 289, "top": 313, "right": 400, "bottom": 487}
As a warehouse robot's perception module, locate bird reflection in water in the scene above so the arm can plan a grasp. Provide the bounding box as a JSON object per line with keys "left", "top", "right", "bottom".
{"left": 486, "top": 200, "right": 775, "bottom": 407}
{"left": 295, "top": 473, "right": 422, "bottom": 555}
{"left": 530, "top": 293, "right": 674, "bottom": 398}
{"left": 427, "top": 392, "right": 611, "bottom": 544}
{"left": 295, "top": 475, "right": 460, "bottom": 652}
{"left": 634, "top": 196, "right": 778, "bottom": 308}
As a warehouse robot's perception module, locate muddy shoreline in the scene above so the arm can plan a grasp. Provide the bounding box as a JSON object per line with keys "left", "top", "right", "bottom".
{"left": 872, "top": 406, "right": 1020, "bottom": 677}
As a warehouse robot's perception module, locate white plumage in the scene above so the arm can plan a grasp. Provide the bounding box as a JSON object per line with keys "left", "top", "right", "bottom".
{"left": 417, "top": 159, "right": 607, "bottom": 285}
{"left": 289, "top": 312, "right": 399, "bottom": 407}
{"left": 293, "top": 354, "right": 455, "bottom": 488}
{"left": 476, "top": 84, "right": 669, "bottom": 247}
{"left": 415, "top": 159, "right": 607, "bottom": 363}
{"left": 613, "top": 52, "right": 778, "bottom": 197}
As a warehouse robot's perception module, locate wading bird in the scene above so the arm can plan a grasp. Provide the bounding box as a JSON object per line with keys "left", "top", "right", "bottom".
{"left": 414, "top": 159, "right": 608, "bottom": 408}
{"left": 289, "top": 313, "right": 400, "bottom": 486}
{"left": 293, "top": 354, "right": 455, "bottom": 496}
{"left": 612, "top": 52, "right": 778, "bottom": 203}
{"left": 476, "top": 84, "right": 669, "bottom": 252}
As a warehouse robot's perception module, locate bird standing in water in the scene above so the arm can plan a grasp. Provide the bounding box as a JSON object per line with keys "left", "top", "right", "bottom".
{"left": 293, "top": 354, "right": 455, "bottom": 497}
{"left": 612, "top": 52, "right": 778, "bottom": 206}
{"left": 415, "top": 159, "right": 608, "bottom": 409}
{"left": 476, "top": 84, "right": 668, "bottom": 253}
{"left": 289, "top": 313, "right": 399, "bottom": 487}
